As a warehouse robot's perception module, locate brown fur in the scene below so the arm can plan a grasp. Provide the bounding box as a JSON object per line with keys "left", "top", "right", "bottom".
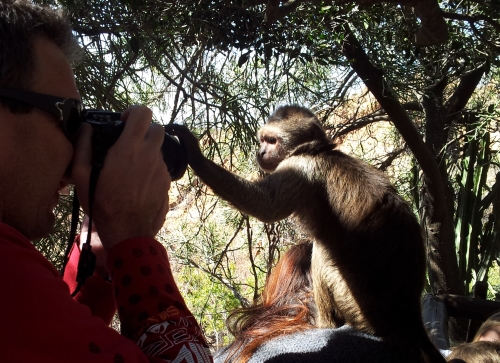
{"left": 167, "top": 105, "right": 445, "bottom": 363}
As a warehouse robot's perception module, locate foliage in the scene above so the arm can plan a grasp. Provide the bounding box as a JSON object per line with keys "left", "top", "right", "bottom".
{"left": 32, "top": 0, "right": 500, "bottom": 342}
{"left": 174, "top": 264, "right": 242, "bottom": 350}
{"left": 487, "top": 261, "right": 500, "bottom": 301}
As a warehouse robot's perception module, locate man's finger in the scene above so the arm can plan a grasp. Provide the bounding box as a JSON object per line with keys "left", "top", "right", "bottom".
{"left": 73, "top": 122, "right": 92, "bottom": 168}
{"left": 144, "top": 123, "right": 166, "bottom": 150}
{"left": 118, "top": 105, "right": 153, "bottom": 148}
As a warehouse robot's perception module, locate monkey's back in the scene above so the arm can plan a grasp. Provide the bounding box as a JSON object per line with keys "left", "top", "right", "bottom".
{"left": 285, "top": 149, "right": 437, "bottom": 361}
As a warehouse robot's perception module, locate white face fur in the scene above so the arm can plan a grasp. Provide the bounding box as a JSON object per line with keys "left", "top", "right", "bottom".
{"left": 257, "top": 124, "right": 286, "bottom": 173}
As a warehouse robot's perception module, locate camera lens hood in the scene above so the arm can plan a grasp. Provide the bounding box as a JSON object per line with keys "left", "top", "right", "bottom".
{"left": 161, "top": 131, "right": 188, "bottom": 181}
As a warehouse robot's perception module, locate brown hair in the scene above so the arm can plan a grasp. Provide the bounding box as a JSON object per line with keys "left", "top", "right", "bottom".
{"left": 473, "top": 311, "right": 500, "bottom": 343}
{"left": 447, "top": 341, "right": 500, "bottom": 363}
{"left": 0, "top": 0, "right": 81, "bottom": 111}
{"left": 225, "top": 241, "right": 315, "bottom": 363}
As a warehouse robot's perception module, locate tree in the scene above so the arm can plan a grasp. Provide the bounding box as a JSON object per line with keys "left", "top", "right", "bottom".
{"left": 35, "top": 0, "right": 500, "bottom": 340}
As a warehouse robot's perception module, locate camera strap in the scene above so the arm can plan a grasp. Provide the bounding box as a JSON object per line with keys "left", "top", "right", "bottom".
{"left": 60, "top": 168, "right": 99, "bottom": 297}
{"left": 69, "top": 166, "right": 99, "bottom": 297}
{"left": 62, "top": 131, "right": 114, "bottom": 296}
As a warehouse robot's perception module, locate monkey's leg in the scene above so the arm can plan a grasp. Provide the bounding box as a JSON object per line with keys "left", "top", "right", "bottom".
{"left": 312, "top": 243, "right": 346, "bottom": 328}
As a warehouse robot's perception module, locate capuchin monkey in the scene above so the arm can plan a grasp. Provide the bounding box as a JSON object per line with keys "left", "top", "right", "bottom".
{"left": 167, "top": 105, "right": 445, "bottom": 363}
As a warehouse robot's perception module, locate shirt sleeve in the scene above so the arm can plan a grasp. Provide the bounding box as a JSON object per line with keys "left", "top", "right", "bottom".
{"left": 0, "top": 223, "right": 212, "bottom": 363}
{"left": 107, "top": 237, "right": 213, "bottom": 363}
{"left": 63, "top": 235, "right": 116, "bottom": 325}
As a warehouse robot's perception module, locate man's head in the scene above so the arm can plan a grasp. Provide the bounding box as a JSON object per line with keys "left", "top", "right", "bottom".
{"left": 0, "top": 1, "right": 82, "bottom": 240}
{"left": 0, "top": 0, "right": 81, "bottom": 90}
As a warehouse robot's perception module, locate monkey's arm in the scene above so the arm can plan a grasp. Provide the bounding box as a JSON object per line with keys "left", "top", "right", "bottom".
{"left": 167, "top": 124, "right": 302, "bottom": 223}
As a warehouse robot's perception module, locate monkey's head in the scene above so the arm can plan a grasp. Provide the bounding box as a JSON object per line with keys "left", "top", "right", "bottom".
{"left": 257, "top": 105, "right": 329, "bottom": 173}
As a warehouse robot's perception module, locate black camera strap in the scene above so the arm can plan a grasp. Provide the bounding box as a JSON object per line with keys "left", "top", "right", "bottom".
{"left": 60, "top": 167, "right": 100, "bottom": 297}
{"left": 69, "top": 166, "right": 100, "bottom": 297}
{"left": 62, "top": 129, "right": 114, "bottom": 296}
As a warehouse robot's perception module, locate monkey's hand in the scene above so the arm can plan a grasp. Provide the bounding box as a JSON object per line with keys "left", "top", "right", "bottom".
{"left": 166, "top": 124, "right": 205, "bottom": 168}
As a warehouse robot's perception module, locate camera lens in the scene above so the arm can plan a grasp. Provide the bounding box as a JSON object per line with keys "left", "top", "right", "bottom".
{"left": 161, "top": 132, "right": 188, "bottom": 181}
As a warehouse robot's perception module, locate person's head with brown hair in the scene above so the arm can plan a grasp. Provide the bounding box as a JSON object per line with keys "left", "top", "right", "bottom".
{"left": 473, "top": 311, "right": 500, "bottom": 343}
{"left": 224, "top": 240, "right": 315, "bottom": 363}
{"left": 0, "top": 0, "right": 83, "bottom": 240}
{"left": 447, "top": 340, "right": 500, "bottom": 363}
{"left": 0, "top": 0, "right": 81, "bottom": 90}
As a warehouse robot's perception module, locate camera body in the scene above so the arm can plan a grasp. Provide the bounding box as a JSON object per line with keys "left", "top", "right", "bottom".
{"left": 81, "top": 110, "right": 188, "bottom": 181}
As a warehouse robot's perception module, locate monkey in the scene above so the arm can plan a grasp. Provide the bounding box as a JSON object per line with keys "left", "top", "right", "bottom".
{"left": 167, "top": 105, "right": 445, "bottom": 363}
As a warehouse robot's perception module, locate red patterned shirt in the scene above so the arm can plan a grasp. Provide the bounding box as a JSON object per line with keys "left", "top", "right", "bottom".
{"left": 0, "top": 222, "right": 212, "bottom": 363}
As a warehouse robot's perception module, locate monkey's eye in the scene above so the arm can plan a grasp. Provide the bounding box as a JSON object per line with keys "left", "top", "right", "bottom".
{"left": 265, "top": 136, "right": 277, "bottom": 144}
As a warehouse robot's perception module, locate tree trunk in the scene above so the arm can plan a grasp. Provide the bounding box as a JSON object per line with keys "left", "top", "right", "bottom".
{"left": 420, "top": 80, "right": 462, "bottom": 296}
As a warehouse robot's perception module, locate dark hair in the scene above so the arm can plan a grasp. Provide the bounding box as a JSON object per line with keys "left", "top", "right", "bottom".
{"left": 0, "top": 0, "right": 81, "bottom": 111}
{"left": 225, "top": 241, "right": 315, "bottom": 363}
{"left": 447, "top": 340, "right": 500, "bottom": 363}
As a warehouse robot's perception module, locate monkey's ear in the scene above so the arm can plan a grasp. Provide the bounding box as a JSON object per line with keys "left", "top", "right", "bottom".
{"left": 310, "top": 120, "right": 328, "bottom": 139}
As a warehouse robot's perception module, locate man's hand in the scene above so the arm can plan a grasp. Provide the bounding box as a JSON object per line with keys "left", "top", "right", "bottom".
{"left": 72, "top": 106, "right": 171, "bottom": 250}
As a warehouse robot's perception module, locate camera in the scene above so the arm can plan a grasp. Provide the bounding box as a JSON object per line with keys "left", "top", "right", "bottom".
{"left": 81, "top": 110, "right": 188, "bottom": 181}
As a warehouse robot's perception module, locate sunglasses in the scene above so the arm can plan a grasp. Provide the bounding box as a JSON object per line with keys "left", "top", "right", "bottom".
{"left": 0, "top": 88, "right": 83, "bottom": 142}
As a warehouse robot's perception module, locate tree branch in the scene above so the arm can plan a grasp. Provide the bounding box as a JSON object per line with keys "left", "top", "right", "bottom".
{"left": 266, "top": 0, "right": 448, "bottom": 45}
{"left": 187, "top": 258, "right": 251, "bottom": 308}
{"left": 334, "top": 102, "right": 423, "bottom": 138}
{"left": 445, "top": 62, "right": 490, "bottom": 126}
{"left": 340, "top": 23, "right": 445, "bottom": 216}
{"left": 378, "top": 146, "right": 406, "bottom": 172}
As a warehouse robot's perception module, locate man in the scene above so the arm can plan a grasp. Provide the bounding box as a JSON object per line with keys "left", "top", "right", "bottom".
{"left": 0, "top": 1, "right": 211, "bottom": 362}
